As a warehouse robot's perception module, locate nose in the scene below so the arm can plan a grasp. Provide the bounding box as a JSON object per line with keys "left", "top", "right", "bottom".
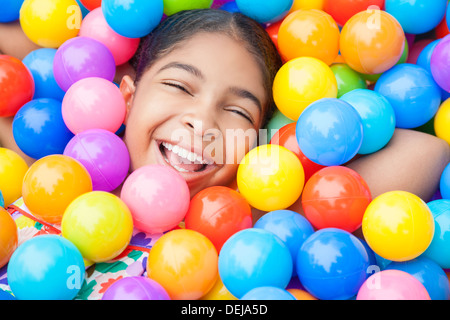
{"left": 181, "top": 111, "right": 220, "bottom": 139}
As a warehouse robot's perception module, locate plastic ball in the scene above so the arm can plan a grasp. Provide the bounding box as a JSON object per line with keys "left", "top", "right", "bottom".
{"left": 19, "top": 0, "right": 82, "bottom": 48}
{"left": 102, "top": 276, "right": 170, "bottom": 300}
{"left": 75, "top": 0, "right": 90, "bottom": 17}
{"left": 436, "top": 14, "right": 450, "bottom": 39}
{"left": 324, "top": 0, "right": 385, "bottom": 26}
{"left": 422, "top": 199, "right": 450, "bottom": 269}
{"left": 273, "top": 57, "right": 338, "bottom": 121}
{"left": 0, "top": 148, "right": 29, "bottom": 206}
{"left": 184, "top": 186, "right": 252, "bottom": 252}
{"left": 295, "top": 98, "right": 363, "bottom": 166}
{"left": 340, "top": 89, "right": 396, "bottom": 155}
{"left": 61, "top": 191, "right": 133, "bottom": 262}
{"left": 22, "top": 154, "right": 93, "bottom": 225}
{"left": 296, "top": 228, "right": 370, "bottom": 300}
{"left": 79, "top": 8, "right": 140, "bottom": 66}
{"left": 302, "top": 166, "right": 372, "bottom": 233}
{"left": 407, "top": 39, "right": 434, "bottom": 64}
{"left": 235, "top": 0, "right": 293, "bottom": 24}
{"left": 147, "top": 229, "right": 218, "bottom": 300}
{"left": 0, "top": 0, "right": 24, "bottom": 22}
{"left": 416, "top": 40, "right": 440, "bottom": 75}
{"left": 220, "top": 1, "right": 240, "bottom": 12}
{"left": 431, "top": 35, "right": 450, "bottom": 93}
{"left": 12, "top": 98, "right": 74, "bottom": 160}
{"left": 385, "top": 0, "right": 447, "bottom": 35}
{"left": 102, "top": 0, "right": 164, "bottom": 38}
{"left": 218, "top": 228, "right": 293, "bottom": 299}
{"left": 7, "top": 235, "right": 85, "bottom": 300}
{"left": 286, "top": 288, "right": 317, "bottom": 300}
{"left": 362, "top": 190, "right": 435, "bottom": 262}
{"left": 79, "top": 0, "right": 101, "bottom": 10}
{"left": 120, "top": 164, "right": 190, "bottom": 234}
{"left": 0, "top": 207, "right": 18, "bottom": 269}
{"left": 236, "top": 144, "right": 305, "bottom": 212}
{"left": 63, "top": 129, "right": 130, "bottom": 192}
{"left": 0, "top": 55, "right": 34, "bottom": 117}
{"left": 330, "top": 63, "right": 367, "bottom": 98}
{"left": 241, "top": 287, "right": 296, "bottom": 300}
{"left": 289, "top": 0, "right": 324, "bottom": 11}
{"left": 253, "top": 209, "right": 314, "bottom": 275}
{"left": 386, "top": 257, "right": 450, "bottom": 300}
{"left": 265, "top": 109, "right": 294, "bottom": 142}
{"left": 277, "top": 9, "right": 340, "bottom": 65}
{"left": 374, "top": 64, "right": 441, "bottom": 129}
{"left": 357, "top": 269, "right": 431, "bottom": 300}
{"left": 53, "top": 36, "right": 116, "bottom": 92}
{"left": 22, "top": 48, "right": 65, "bottom": 101}
{"left": 269, "top": 123, "right": 325, "bottom": 182}
{"left": 265, "top": 19, "right": 282, "bottom": 50}
{"left": 340, "top": 9, "right": 405, "bottom": 75}
{"left": 0, "top": 290, "right": 16, "bottom": 300}
{"left": 201, "top": 276, "right": 237, "bottom": 300}
{"left": 435, "top": 98, "right": 450, "bottom": 145}
{"left": 61, "top": 77, "right": 126, "bottom": 134}
{"left": 441, "top": 163, "right": 450, "bottom": 200}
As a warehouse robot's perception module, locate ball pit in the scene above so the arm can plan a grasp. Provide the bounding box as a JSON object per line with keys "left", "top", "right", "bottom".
{"left": 330, "top": 63, "right": 367, "bottom": 98}
{"left": 0, "top": 207, "right": 18, "bottom": 269}
{"left": 102, "top": 276, "right": 171, "bottom": 300}
{"left": 164, "top": 0, "right": 213, "bottom": 16}
{"left": 0, "top": 0, "right": 23, "bottom": 23}
{"left": 435, "top": 98, "right": 450, "bottom": 145}
{"left": 79, "top": 0, "right": 101, "bottom": 11}
{"left": 0, "top": 148, "right": 29, "bottom": 206}
{"left": 324, "top": 0, "right": 385, "bottom": 27}
{"left": 235, "top": 0, "right": 293, "bottom": 24}
{"left": 241, "top": 286, "right": 296, "bottom": 300}
{"left": 431, "top": 35, "right": 450, "bottom": 93}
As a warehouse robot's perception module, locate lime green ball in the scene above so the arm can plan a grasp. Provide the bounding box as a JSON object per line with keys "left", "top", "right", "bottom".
{"left": 330, "top": 63, "right": 367, "bottom": 98}
{"left": 163, "top": 0, "right": 213, "bottom": 16}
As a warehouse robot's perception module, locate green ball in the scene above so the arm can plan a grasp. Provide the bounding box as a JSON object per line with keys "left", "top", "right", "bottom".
{"left": 163, "top": 0, "right": 213, "bottom": 16}
{"left": 330, "top": 63, "right": 367, "bottom": 98}
{"left": 264, "top": 109, "right": 294, "bottom": 143}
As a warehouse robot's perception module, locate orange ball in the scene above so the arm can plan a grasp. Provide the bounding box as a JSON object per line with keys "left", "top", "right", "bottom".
{"left": 0, "top": 207, "right": 18, "bottom": 268}
{"left": 22, "top": 154, "right": 93, "bottom": 225}
{"left": 287, "top": 288, "right": 318, "bottom": 300}
{"left": 340, "top": 9, "right": 405, "bottom": 74}
{"left": 278, "top": 9, "right": 340, "bottom": 65}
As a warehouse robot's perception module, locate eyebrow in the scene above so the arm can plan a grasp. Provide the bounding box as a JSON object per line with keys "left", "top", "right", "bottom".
{"left": 228, "top": 86, "right": 262, "bottom": 112}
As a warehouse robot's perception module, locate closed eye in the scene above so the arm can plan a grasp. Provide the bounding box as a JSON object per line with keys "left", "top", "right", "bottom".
{"left": 162, "top": 81, "right": 193, "bottom": 96}
{"left": 229, "top": 108, "right": 254, "bottom": 124}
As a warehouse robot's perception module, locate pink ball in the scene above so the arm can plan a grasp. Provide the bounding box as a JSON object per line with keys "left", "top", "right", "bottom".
{"left": 79, "top": 8, "right": 140, "bottom": 66}
{"left": 120, "top": 164, "right": 190, "bottom": 234}
{"left": 357, "top": 270, "right": 431, "bottom": 300}
{"left": 62, "top": 77, "right": 126, "bottom": 134}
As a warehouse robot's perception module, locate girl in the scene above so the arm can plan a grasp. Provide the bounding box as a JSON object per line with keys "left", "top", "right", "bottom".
{"left": 0, "top": 9, "right": 449, "bottom": 299}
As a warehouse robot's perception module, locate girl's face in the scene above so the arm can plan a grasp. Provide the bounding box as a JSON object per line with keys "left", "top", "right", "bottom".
{"left": 121, "top": 32, "right": 267, "bottom": 197}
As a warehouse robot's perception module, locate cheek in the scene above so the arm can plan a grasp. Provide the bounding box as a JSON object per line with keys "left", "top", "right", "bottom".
{"left": 224, "top": 128, "right": 259, "bottom": 165}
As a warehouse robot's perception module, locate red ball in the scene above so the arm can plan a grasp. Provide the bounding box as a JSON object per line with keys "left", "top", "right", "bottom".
{"left": 270, "top": 123, "right": 325, "bottom": 182}
{"left": 324, "top": 0, "right": 385, "bottom": 26}
{"left": 0, "top": 55, "right": 34, "bottom": 117}
{"left": 184, "top": 186, "right": 253, "bottom": 252}
{"left": 301, "top": 166, "right": 372, "bottom": 233}
{"left": 265, "top": 19, "right": 283, "bottom": 50}
{"left": 79, "top": 0, "right": 101, "bottom": 11}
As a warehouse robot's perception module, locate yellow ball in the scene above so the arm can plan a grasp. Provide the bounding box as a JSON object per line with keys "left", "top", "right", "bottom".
{"left": 273, "top": 57, "right": 338, "bottom": 121}
{"left": 362, "top": 191, "right": 434, "bottom": 262}
{"left": 20, "top": 0, "right": 82, "bottom": 48}
{"left": 237, "top": 144, "right": 305, "bottom": 212}
{"left": 289, "top": 0, "right": 324, "bottom": 12}
{"left": 435, "top": 98, "right": 450, "bottom": 145}
{"left": 201, "top": 276, "right": 237, "bottom": 300}
{"left": 61, "top": 191, "right": 133, "bottom": 263}
{"left": 0, "top": 148, "right": 29, "bottom": 206}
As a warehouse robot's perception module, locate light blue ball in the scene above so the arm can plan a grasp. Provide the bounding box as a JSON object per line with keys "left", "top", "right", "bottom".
{"left": 7, "top": 235, "right": 85, "bottom": 300}
{"left": 340, "top": 89, "right": 396, "bottom": 155}
{"left": 241, "top": 286, "right": 296, "bottom": 300}
{"left": 235, "top": 0, "right": 293, "bottom": 23}
{"left": 440, "top": 162, "right": 450, "bottom": 200}
{"left": 0, "top": 0, "right": 24, "bottom": 22}
{"left": 374, "top": 64, "right": 441, "bottom": 129}
{"left": 296, "top": 98, "right": 363, "bottom": 166}
{"left": 218, "top": 228, "right": 293, "bottom": 299}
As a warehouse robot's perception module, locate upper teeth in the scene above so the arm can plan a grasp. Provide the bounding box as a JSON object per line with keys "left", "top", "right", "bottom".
{"left": 162, "top": 142, "right": 209, "bottom": 164}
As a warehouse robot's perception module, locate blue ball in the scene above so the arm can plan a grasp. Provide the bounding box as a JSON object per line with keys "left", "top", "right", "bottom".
{"left": 0, "top": 0, "right": 24, "bottom": 23}
{"left": 235, "top": 0, "right": 293, "bottom": 23}
{"left": 253, "top": 209, "right": 314, "bottom": 277}
{"left": 416, "top": 40, "right": 440, "bottom": 75}
{"left": 295, "top": 98, "right": 363, "bottom": 166}
{"left": 0, "top": 290, "right": 16, "bottom": 300}
{"left": 241, "top": 286, "right": 296, "bottom": 300}
{"left": 220, "top": 1, "right": 240, "bottom": 13}
{"left": 374, "top": 64, "right": 441, "bottom": 129}
{"left": 22, "top": 48, "right": 65, "bottom": 101}
{"left": 75, "top": 0, "right": 90, "bottom": 18}
{"left": 102, "top": 0, "right": 164, "bottom": 38}
{"left": 340, "top": 89, "right": 396, "bottom": 155}
{"left": 12, "top": 98, "right": 74, "bottom": 160}
{"left": 218, "top": 228, "right": 293, "bottom": 299}
{"left": 422, "top": 199, "right": 450, "bottom": 269}
{"left": 385, "top": 0, "right": 447, "bottom": 35}
{"left": 296, "top": 228, "right": 370, "bottom": 300}
{"left": 386, "top": 257, "right": 450, "bottom": 300}
{"left": 7, "top": 235, "right": 85, "bottom": 300}
{"left": 448, "top": 3, "right": 450, "bottom": 31}
{"left": 440, "top": 161, "right": 450, "bottom": 200}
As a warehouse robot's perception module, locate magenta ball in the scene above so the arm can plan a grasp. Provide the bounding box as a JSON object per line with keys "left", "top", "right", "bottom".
{"left": 62, "top": 77, "right": 126, "bottom": 134}
{"left": 53, "top": 36, "right": 116, "bottom": 92}
{"left": 64, "top": 129, "right": 130, "bottom": 192}
{"left": 79, "top": 8, "right": 140, "bottom": 66}
{"left": 120, "top": 164, "right": 190, "bottom": 234}
{"left": 431, "top": 35, "right": 450, "bottom": 92}
{"left": 102, "top": 277, "right": 170, "bottom": 300}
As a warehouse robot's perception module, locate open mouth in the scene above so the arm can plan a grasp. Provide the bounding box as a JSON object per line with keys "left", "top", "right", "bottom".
{"left": 159, "top": 141, "right": 213, "bottom": 173}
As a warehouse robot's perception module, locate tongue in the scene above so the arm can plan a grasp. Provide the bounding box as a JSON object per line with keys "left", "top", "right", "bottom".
{"left": 165, "top": 148, "right": 204, "bottom": 172}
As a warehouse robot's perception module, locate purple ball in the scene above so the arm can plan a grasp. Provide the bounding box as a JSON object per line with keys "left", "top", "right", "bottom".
{"left": 63, "top": 128, "right": 130, "bottom": 192}
{"left": 102, "top": 277, "right": 171, "bottom": 300}
{"left": 431, "top": 35, "right": 450, "bottom": 93}
{"left": 53, "top": 36, "right": 116, "bottom": 92}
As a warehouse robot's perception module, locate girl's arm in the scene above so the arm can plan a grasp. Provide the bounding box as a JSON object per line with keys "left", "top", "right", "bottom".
{"left": 0, "top": 20, "right": 41, "bottom": 59}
